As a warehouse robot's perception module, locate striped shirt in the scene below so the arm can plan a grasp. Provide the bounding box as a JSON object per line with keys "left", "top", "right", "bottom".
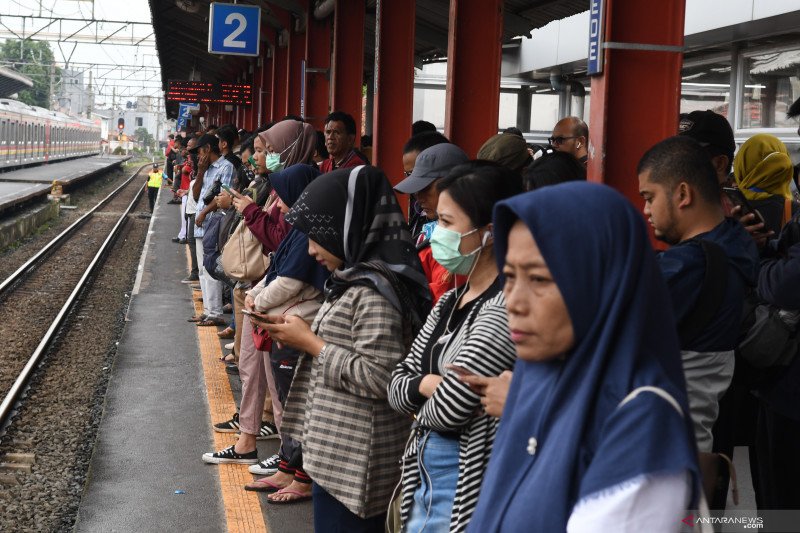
{"left": 388, "top": 287, "right": 517, "bottom": 532}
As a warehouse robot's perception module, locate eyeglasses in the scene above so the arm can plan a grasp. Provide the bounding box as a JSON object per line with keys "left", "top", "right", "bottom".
{"left": 548, "top": 135, "right": 578, "bottom": 146}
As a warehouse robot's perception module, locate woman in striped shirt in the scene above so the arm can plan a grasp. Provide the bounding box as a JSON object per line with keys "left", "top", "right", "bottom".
{"left": 388, "top": 162, "right": 522, "bottom": 533}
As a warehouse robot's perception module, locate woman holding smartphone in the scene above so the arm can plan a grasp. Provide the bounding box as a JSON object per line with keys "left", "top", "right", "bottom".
{"left": 256, "top": 165, "right": 431, "bottom": 532}
{"left": 387, "top": 162, "right": 522, "bottom": 533}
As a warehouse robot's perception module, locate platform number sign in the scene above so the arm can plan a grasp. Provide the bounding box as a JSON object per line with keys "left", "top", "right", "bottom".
{"left": 587, "top": 0, "right": 605, "bottom": 75}
{"left": 208, "top": 3, "right": 260, "bottom": 57}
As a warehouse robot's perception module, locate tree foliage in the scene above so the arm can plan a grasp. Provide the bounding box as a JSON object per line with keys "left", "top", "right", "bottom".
{"left": 134, "top": 127, "right": 155, "bottom": 149}
{"left": 0, "top": 39, "right": 60, "bottom": 108}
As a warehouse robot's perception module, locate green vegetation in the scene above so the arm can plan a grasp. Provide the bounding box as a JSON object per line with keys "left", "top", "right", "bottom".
{"left": 0, "top": 39, "right": 60, "bottom": 109}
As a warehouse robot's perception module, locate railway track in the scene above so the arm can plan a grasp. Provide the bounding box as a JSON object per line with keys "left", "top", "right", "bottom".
{"left": 0, "top": 162, "right": 151, "bottom": 433}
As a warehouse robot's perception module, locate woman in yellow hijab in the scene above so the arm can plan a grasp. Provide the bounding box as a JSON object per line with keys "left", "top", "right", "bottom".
{"left": 734, "top": 133, "right": 794, "bottom": 232}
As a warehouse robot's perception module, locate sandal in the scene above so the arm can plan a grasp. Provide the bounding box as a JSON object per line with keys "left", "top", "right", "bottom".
{"left": 197, "top": 318, "right": 226, "bottom": 327}
{"left": 188, "top": 314, "right": 207, "bottom": 323}
{"left": 267, "top": 488, "right": 312, "bottom": 504}
{"left": 218, "top": 353, "right": 235, "bottom": 363}
{"left": 217, "top": 326, "right": 235, "bottom": 339}
{"left": 244, "top": 478, "right": 287, "bottom": 493}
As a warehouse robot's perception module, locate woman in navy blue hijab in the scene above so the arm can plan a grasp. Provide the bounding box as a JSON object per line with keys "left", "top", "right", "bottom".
{"left": 468, "top": 182, "right": 701, "bottom": 532}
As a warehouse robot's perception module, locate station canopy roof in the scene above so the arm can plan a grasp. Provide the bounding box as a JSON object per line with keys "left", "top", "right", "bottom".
{"left": 149, "top": 0, "right": 589, "bottom": 118}
{"left": 0, "top": 66, "right": 34, "bottom": 99}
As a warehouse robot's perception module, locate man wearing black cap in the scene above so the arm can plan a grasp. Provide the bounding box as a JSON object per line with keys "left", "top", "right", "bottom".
{"left": 678, "top": 110, "right": 736, "bottom": 187}
{"left": 188, "top": 133, "right": 235, "bottom": 326}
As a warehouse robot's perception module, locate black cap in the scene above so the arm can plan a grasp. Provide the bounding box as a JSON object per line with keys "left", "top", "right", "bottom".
{"left": 678, "top": 110, "right": 735, "bottom": 159}
{"left": 189, "top": 133, "right": 219, "bottom": 154}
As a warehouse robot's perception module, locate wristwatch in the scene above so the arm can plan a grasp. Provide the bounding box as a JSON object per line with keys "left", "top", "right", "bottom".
{"left": 317, "top": 343, "right": 328, "bottom": 361}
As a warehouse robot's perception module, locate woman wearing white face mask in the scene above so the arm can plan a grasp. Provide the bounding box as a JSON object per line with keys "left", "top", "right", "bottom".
{"left": 388, "top": 162, "right": 523, "bottom": 533}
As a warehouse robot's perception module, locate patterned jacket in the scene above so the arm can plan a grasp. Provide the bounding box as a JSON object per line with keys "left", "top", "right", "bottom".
{"left": 281, "top": 284, "right": 412, "bottom": 518}
{"left": 388, "top": 289, "right": 517, "bottom": 532}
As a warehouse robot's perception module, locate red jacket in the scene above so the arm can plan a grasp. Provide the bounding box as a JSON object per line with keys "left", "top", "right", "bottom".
{"left": 418, "top": 245, "right": 465, "bottom": 303}
{"left": 320, "top": 150, "right": 369, "bottom": 173}
{"left": 242, "top": 194, "right": 291, "bottom": 254}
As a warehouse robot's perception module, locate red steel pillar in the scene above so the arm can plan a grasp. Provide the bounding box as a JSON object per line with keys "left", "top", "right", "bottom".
{"left": 372, "top": 0, "right": 414, "bottom": 210}
{"left": 259, "top": 42, "right": 273, "bottom": 127}
{"left": 587, "top": 0, "right": 686, "bottom": 210}
{"left": 304, "top": 1, "right": 332, "bottom": 130}
{"left": 271, "top": 28, "right": 289, "bottom": 121}
{"left": 286, "top": 14, "right": 306, "bottom": 117}
{"left": 331, "top": 0, "right": 365, "bottom": 144}
{"left": 444, "top": 0, "right": 503, "bottom": 158}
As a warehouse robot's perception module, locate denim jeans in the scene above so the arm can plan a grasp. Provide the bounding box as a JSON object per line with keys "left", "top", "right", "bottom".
{"left": 407, "top": 431, "right": 459, "bottom": 533}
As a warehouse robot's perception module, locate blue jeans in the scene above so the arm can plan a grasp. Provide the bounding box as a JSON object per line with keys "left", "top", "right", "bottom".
{"left": 407, "top": 431, "right": 459, "bottom": 533}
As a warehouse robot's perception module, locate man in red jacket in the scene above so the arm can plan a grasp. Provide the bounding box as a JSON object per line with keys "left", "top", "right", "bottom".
{"left": 320, "top": 111, "right": 369, "bottom": 173}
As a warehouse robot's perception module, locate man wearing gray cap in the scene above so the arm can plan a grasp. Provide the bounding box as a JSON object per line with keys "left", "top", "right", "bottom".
{"left": 394, "top": 143, "right": 468, "bottom": 302}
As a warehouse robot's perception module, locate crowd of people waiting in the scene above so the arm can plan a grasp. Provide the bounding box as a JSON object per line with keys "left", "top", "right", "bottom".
{"left": 157, "top": 108, "right": 800, "bottom": 532}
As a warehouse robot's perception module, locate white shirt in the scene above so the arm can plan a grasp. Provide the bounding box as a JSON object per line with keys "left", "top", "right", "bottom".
{"left": 567, "top": 471, "right": 690, "bottom": 533}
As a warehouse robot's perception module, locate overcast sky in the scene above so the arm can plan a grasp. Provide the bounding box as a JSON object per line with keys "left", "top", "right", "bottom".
{"left": 1, "top": 0, "right": 164, "bottom": 106}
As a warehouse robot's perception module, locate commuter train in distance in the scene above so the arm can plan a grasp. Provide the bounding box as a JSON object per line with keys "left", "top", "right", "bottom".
{"left": 0, "top": 98, "right": 100, "bottom": 170}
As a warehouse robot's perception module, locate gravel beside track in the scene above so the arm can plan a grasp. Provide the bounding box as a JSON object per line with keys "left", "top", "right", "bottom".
{"left": 0, "top": 171, "right": 148, "bottom": 403}
{"left": 0, "top": 160, "right": 152, "bottom": 281}
{"left": 0, "top": 209, "right": 150, "bottom": 531}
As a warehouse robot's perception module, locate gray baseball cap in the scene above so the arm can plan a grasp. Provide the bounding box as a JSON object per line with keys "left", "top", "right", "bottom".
{"left": 394, "top": 143, "right": 469, "bottom": 194}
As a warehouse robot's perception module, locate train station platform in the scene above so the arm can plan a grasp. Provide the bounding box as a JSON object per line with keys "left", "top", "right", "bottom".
{"left": 0, "top": 155, "right": 130, "bottom": 213}
{"left": 75, "top": 189, "right": 312, "bottom": 532}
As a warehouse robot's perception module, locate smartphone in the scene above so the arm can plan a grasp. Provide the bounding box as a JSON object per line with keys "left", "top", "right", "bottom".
{"left": 241, "top": 309, "right": 260, "bottom": 316}
{"left": 220, "top": 183, "right": 241, "bottom": 197}
{"left": 445, "top": 364, "right": 477, "bottom": 378}
{"left": 722, "top": 187, "right": 766, "bottom": 226}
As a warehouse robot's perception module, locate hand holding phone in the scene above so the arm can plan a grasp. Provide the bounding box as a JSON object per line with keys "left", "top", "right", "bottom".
{"left": 220, "top": 183, "right": 242, "bottom": 198}
{"left": 723, "top": 187, "right": 766, "bottom": 226}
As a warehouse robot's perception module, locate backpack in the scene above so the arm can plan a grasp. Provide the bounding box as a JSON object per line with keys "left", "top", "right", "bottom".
{"left": 202, "top": 212, "right": 235, "bottom": 287}
{"left": 737, "top": 293, "right": 799, "bottom": 368}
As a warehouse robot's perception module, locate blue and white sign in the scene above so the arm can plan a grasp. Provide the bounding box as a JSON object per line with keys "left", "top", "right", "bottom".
{"left": 176, "top": 102, "right": 199, "bottom": 131}
{"left": 208, "top": 3, "right": 261, "bottom": 57}
{"left": 587, "top": 0, "right": 605, "bottom": 75}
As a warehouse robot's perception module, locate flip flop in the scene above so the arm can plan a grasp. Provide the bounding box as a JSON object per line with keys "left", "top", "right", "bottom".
{"left": 188, "top": 314, "right": 207, "bottom": 323}
{"left": 197, "top": 318, "right": 226, "bottom": 327}
{"left": 219, "top": 353, "right": 235, "bottom": 363}
{"left": 266, "top": 488, "right": 312, "bottom": 504}
{"left": 244, "top": 478, "right": 286, "bottom": 493}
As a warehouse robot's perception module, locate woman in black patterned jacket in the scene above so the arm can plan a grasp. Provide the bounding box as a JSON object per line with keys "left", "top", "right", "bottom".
{"left": 388, "top": 162, "right": 521, "bottom": 533}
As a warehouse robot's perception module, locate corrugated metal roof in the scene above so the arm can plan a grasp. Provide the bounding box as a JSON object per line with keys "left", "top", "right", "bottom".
{"left": 150, "top": 1, "right": 590, "bottom": 118}
{"left": 0, "top": 66, "right": 34, "bottom": 99}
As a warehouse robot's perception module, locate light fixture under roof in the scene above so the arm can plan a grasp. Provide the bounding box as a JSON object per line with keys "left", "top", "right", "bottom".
{"left": 175, "top": 0, "right": 200, "bottom": 13}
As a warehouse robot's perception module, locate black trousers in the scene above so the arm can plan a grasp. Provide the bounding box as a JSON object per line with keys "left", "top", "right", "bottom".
{"left": 754, "top": 401, "right": 800, "bottom": 509}
{"left": 147, "top": 186, "right": 158, "bottom": 212}
{"left": 186, "top": 213, "right": 199, "bottom": 276}
{"left": 270, "top": 344, "right": 302, "bottom": 466}
{"left": 312, "top": 483, "right": 385, "bottom": 533}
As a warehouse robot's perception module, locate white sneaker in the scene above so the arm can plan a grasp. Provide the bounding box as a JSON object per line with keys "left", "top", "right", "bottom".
{"left": 225, "top": 342, "right": 234, "bottom": 350}
{"left": 248, "top": 454, "right": 280, "bottom": 475}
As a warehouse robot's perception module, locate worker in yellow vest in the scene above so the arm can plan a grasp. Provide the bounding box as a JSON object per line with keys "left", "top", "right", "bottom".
{"left": 146, "top": 163, "right": 163, "bottom": 212}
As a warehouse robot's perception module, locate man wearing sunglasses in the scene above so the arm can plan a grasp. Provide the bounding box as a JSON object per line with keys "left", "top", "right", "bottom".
{"left": 549, "top": 116, "right": 589, "bottom": 166}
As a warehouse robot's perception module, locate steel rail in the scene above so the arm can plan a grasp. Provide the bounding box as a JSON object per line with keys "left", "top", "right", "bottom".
{"left": 0, "top": 163, "right": 150, "bottom": 432}
{"left": 0, "top": 162, "right": 150, "bottom": 299}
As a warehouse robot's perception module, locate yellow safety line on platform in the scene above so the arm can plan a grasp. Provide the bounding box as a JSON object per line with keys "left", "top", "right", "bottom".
{"left": 190, "top": 249, "right": 268, "bottom": 533}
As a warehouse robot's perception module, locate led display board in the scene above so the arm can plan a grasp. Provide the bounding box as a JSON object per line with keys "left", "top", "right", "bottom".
{"left": 166, "top": 80, "right": 252, "bottom": 105}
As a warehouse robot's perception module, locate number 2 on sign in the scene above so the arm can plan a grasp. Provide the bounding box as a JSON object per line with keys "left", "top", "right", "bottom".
{"left": 223, "top": 13, "right": 247, "bottom": 48}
